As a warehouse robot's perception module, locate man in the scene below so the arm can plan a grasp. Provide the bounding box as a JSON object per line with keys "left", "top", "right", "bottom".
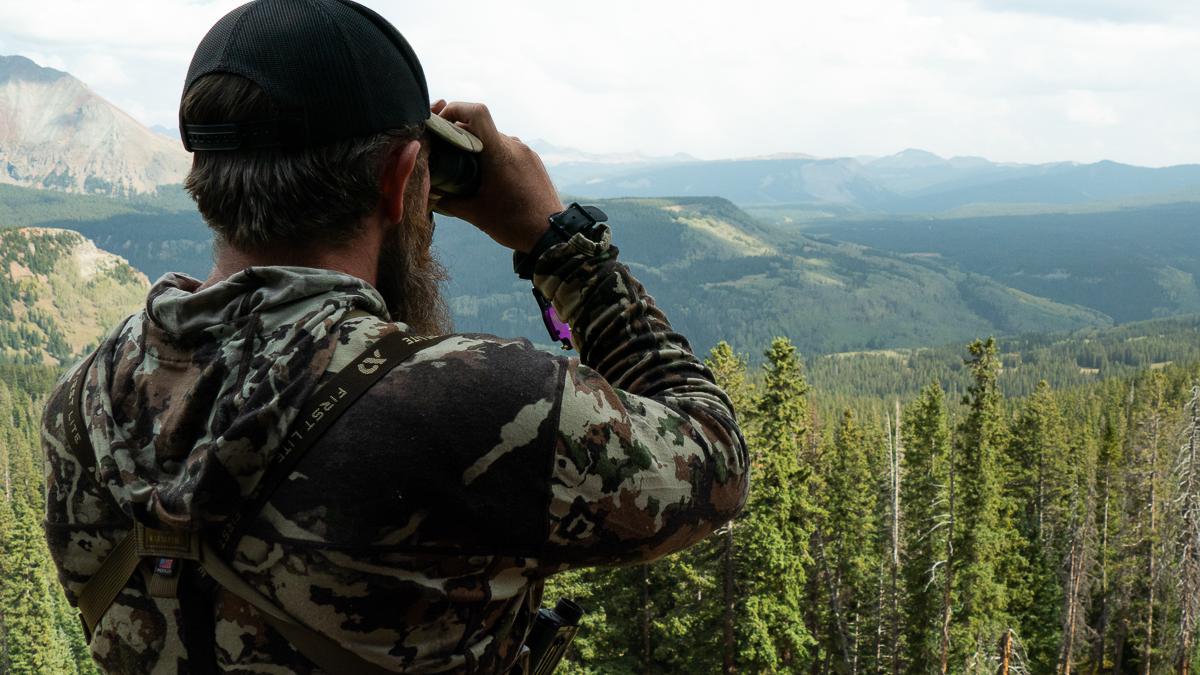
{"left": 41, "top": 0, "right": 748, "bottom": 672}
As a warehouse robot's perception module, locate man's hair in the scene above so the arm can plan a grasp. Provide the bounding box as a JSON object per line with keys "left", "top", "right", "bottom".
{"left": 181, "top": 73, "right": 423, "bottom": 249}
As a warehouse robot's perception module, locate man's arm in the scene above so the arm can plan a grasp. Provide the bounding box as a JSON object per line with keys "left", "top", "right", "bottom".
{"left": 534, "top": 225, "right": 749, "bottom": 568}
{"left": 433, "top": 101, "right": 749, "bottom": 569}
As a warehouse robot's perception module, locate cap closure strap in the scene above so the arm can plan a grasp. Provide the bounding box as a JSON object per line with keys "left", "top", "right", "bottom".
{"left": 182, "top": 115, "right": 304, "bottom": 151}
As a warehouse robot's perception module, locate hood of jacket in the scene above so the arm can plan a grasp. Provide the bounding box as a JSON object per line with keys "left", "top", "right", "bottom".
{"left": 81, "top": 266, "right": 389, "bottom": 530}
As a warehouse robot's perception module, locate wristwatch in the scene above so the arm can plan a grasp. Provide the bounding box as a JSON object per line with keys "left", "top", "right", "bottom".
{"left": 513, "top": 203, "right": 608, "bottom": 350}
{"left": 512, "top": 203, "right": 608, "bottom": 280}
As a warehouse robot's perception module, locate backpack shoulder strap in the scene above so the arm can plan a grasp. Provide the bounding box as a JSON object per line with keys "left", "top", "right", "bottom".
{"left": 63, "top": 349, "right": 103, "bottom": 487}
{"left": 214, "top": 327, "right": 453, "bottom": 554}
{"left": 72, "top": 328, "right": 454, "bottom": 674}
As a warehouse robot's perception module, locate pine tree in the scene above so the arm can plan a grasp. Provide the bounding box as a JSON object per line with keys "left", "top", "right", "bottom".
{"left": 1089, "top": 386, "right": 1129, "bottom": 673}
{"left": 817, "top": 409, "right": 881, "bottom": 673}
{"left": 900, "top": 382, "right": 952, "bottom": 674}
{"left": 952, "top": 338, "right": 1013, "bottom": 672}
{"left": 1, "top": 492, "right": 74, "bottom": 673}
{"left": 705, "top": 341, "right": 757, "bottom": 674}
{"left": 1125, "top": 370, "right": 1174, "bottom": 675}
{"left": 736, "top": 337, "right": 813, "bottom": 671}
{"left": 0, "top": 379, "right": 94, "bottom": 675}
{"left": 1007, "top": 380, "right": 1070, "bottom": 671}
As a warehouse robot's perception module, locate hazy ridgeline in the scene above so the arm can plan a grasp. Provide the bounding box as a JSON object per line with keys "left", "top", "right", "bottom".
{"left": 4, "top": 331, "right": 1200, "bottom": 673}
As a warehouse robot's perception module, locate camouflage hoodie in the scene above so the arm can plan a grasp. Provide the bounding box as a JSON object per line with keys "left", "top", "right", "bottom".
{"left": 43, "top": 225, "right": 749, "bottom": 673}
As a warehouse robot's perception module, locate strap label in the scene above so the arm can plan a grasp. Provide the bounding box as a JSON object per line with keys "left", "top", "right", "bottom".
{"left": 135, "top": 525, "right": 200, "bottom": 560}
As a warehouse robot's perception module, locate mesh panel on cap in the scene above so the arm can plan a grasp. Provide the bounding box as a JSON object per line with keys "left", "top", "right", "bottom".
{"left": 181, "top": 0, "right": 430, "bottom": 150}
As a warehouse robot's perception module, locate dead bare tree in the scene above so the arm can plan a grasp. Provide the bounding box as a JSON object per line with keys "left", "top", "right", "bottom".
{"left": 1173, "top": 386, "right": 1200, "bottom": 674}
{"left": 939, "top": 441, "right": 956, "bottom": 675}
{"left": 888, "top": 401, "right": 903, "bottom": 675}
{"left": 814, "top": 527, "right": 855, "bottom": 667}
{"left": 722, "top": 521, "right": 737, "bottom": 675}
{"left": 1057, "top": 483, "right": 1095, "bottom": 675}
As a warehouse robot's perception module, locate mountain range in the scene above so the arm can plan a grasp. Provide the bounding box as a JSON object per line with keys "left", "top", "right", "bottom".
{"left": 550, "top": 146, "right": 1200, "bottom": 216}
{"left": 0, "top": 53, "right": 1198, "bottom": 363}
{"left": 0, "top": 55, "right": 189, "bottom": 197}
{"left": 4, "top": 51, "right": 1198, "bottom": 217}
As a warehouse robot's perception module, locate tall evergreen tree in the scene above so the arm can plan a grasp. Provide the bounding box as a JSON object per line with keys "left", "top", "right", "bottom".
{"left": 706, "top": 341, "right": 757, "bottom": 674}
{"left": 900, "top": 382, "right": 952, "bottom": 674}
{"left": 1125, "top": 371, "right": 1174, "bottom": 675}
{"left": 736, "top": 337, "right": 813, "bottom": 671}
{"left": 817, "top": 409, "right": 881, "bottom": 673}
{"left": 1007, "top": 380, "right": 1070, "bottom": 671}
{"left": 1089, "top": 385, "right": 1130, "bottom": 673}
{"left": 0, "top": 498, "right": 74, "bottom": 674}
{"left": 951, "top": 338, "right": 1013, "bottom": 672}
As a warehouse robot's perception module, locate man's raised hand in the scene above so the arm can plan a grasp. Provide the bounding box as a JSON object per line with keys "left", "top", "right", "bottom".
{"left": 431, "top": 100, "right": 562, "bottom": 253}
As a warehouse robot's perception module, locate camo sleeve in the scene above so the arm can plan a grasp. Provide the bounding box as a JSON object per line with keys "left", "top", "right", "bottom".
{"left": 532, "top": 224, "right": 749, "bottom": 568}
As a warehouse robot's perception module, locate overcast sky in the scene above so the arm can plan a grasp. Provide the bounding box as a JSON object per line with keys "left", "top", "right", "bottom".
{"left": 1, "top": 0, "right": 1197, "bottom": 167}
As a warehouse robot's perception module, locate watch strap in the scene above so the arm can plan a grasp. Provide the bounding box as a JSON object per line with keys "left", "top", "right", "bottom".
{"left": 513, "top": 203, "right": 607, "bottom": 280}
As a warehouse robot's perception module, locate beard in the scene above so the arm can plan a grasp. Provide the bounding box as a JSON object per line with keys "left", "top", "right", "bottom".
{"left": 375, "top": 170, "right": 453, "bottom": 335}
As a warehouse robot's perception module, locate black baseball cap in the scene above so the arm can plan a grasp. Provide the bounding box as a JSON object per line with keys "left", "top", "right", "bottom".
{"left": 179, "top": 0, "right": 481, "bottom": 155}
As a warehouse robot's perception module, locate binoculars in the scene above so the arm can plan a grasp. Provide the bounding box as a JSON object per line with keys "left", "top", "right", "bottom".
{"left": 427, "top": 118, "right": 482, "bottom": 197}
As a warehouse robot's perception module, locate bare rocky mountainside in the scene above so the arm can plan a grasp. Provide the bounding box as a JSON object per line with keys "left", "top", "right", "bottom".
{"left": 0, "top": 55, "right": 189, "bottom": 196}
{"left": 0, "top": 227, "right": 147, "bottom": 365}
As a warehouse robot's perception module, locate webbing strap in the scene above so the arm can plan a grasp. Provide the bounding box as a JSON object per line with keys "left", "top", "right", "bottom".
{"left": 64, "top": 350, "right": 102, "bottom": 484}
{"left": 77, "top": 532, "right": 138, "bottom": 635}
{"left": 199, "top": 542, "right": 396, "bottom": 675}
{"left": 215, "top": 328, "right": 453, "bottom": 555}
{"left": 68, "top": 325, "right": 453, "bottom": 672}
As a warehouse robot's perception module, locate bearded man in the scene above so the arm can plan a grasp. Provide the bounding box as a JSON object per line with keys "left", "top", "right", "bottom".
{"left": 41, "top": 1, "right": 749, "bottom": 672}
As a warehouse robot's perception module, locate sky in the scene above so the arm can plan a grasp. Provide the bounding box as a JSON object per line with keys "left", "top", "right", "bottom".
{"left": 1, "top": 0, "right": 1197, "bottom": 167}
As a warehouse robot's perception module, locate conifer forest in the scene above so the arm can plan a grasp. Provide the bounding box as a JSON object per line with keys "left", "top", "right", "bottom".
{"left": 3, "top": 329, "right": 1200, "bottom": 673}
{"left": 544, "top": 337, "right": 1200, "bottom": 674}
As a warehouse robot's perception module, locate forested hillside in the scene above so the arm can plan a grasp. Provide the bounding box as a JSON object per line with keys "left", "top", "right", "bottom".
{"left": 0, "top": 365, "right": 97, "bottom": 674}
{"left": 0, "top": 181, "right": 1122, "bottom": 357}
{"left": 800, "top": 201, "right": 1200, "bottom": 324}
{"left": 807, "top": 314, "right": 1200, "bottom": 401}
{"left": 0, "top": 227, "right": 147, "bottom": 365}
{"left": 438, "top": 197, "right": 1110, "bottom": 357}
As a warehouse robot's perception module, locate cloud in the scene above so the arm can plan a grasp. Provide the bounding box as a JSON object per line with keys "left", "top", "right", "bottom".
{"left": 0, "top": 0, "right": 1197, "bottom": 166}
{"left": 974, "top": 0, "right": 1195, "bottom": 23}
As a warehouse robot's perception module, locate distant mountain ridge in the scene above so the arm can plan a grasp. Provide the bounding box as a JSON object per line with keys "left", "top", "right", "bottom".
{"left": 548, "top": 145, "right": 1200, "bottom": 214}
{"left": 0, "top": 54, "right": 190, "bottom": 197}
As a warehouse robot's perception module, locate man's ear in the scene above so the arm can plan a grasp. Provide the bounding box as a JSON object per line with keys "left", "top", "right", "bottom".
{"left": 380, "top": 139, "right": 422, "bottom": 224}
